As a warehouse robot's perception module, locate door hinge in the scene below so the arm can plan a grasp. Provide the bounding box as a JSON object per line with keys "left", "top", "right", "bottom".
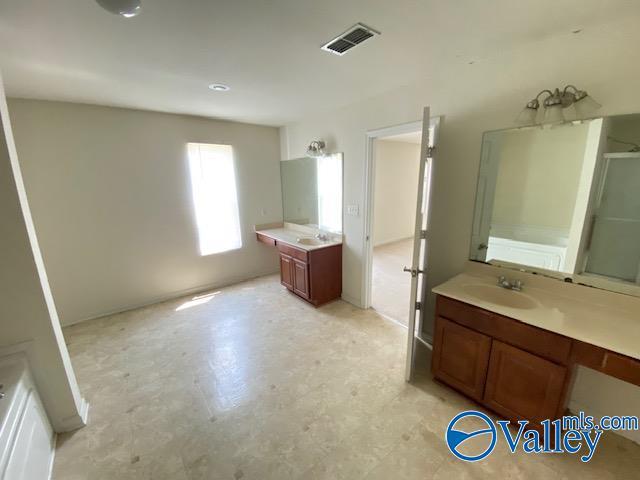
{"left": 427, "top": 146, "right": 436, "bottom": 157}
{"left": 415, "top": 301, "right": 422, "bottom": 310}
{"left": 419, "top": 230, "right": 427, "bottom": 239}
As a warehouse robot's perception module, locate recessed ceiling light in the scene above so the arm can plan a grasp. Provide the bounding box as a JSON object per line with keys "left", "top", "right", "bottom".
{"left": 95, "top": 0, "right": 141, "bottom": 18}
{"left": 208, "top": 84, "right": 230, "bottom": 92}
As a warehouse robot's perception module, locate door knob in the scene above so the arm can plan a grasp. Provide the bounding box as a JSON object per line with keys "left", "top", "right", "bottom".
{"left": 403, "top": 266, "right": 423, "bottom": 278}
{"left": 478, "top": 243, "right": 488, "bottom": 250}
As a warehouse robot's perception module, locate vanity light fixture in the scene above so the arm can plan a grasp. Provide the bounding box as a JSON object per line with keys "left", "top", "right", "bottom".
{"left": 516, "top": 85, "right": 601, "bottom": 126}
{"left": 95, "top": 0, "right": 141, "bottom": 17}
{"left": 306, "top": 140, "right": 326, "bottom": 158}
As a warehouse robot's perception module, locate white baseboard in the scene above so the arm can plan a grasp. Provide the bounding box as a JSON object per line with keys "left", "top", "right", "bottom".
{"left": 372, "top": 309, "right": 407, "bottom": 329}
{"left": 340, "top": 292, "right": 363, "bottom": 308}
{"left": 63, "top": 267, "right": 280, "bottom": 327}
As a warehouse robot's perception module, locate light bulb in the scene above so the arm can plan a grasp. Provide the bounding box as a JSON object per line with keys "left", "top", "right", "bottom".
{"left": 573, "top": 95, "right": 602, "bottom": 119}
{"left": 543, "top": 104, "right": 565, "bottom": 124}
{"left": 515, "top": 107, "right": 539, "bottom": 125}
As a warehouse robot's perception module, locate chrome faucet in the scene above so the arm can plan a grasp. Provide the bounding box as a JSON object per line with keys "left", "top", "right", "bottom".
{"left": 498, "top": 276, "right": 523, "bottom": 291}
{"left": 315, "top": 232, "right": 329, "bottom": 241}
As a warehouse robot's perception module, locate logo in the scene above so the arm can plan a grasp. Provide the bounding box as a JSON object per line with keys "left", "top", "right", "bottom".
{"left": 445, "top": 410, "right": 497, "bottom": 462}
{"left": 446, "top": 410, "right": 639, "bottom": 463}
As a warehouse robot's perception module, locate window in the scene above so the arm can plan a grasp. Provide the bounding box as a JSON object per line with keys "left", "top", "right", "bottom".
{"left": 187, "top": 143, "right": 242, "bottom": 255}
{"left": 317, "top": 153, "right": 343, "bottom": 232}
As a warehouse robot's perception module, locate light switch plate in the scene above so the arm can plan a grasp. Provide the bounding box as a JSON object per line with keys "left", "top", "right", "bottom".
{"left": 346, "top": 205, "right": 359, "bottom": 216}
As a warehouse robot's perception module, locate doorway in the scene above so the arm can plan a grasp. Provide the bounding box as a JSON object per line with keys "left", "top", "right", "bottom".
{"left": 363, "top": 114, "right": 439, "bottom": 370}
{"left": 369, "top": 130, "right": 423, "bottom": 327}
{"left": 364, "top": 112, "right": 439, "bottom": 380}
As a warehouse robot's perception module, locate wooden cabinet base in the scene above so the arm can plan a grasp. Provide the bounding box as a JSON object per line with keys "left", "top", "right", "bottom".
{"left": 259, "top": 232, "right": 341, "bottom": 307}
{"left": 432, "top": 294, "right": 640, "bottom": 432}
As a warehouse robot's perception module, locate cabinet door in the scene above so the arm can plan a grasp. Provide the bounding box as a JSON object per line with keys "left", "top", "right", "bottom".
{"left": 432, "top": 316, "right": 492, "bottom": 402}
{"left": 484, "top": 340, "right": 566, "bottom": 424}
{"left": 280, "top": 254, "right": 294, "bottom": 290}
{"left": 293, "top": 259, "right": 310, "bottom": 299}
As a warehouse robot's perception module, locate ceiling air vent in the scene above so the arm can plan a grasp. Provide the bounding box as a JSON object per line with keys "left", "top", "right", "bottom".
{"left": 321, "top": 23, "right": 380, "bottom": 56}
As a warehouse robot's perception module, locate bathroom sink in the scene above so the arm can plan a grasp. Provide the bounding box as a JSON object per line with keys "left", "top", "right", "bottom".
{"left": 296, "top": 237, "right": 325, "bottom": 246}
{"left": 461, "top": 284, "right": 539, "bottom": 310}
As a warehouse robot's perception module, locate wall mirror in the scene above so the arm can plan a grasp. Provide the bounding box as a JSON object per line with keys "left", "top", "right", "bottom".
{"left": 470, "top": 114, "right": 640, "bottom": 295}
{"left": 280, "top": 153, "right": 343, "bottom": 233}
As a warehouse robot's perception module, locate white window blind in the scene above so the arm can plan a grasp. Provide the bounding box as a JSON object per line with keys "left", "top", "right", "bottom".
{"left": 187, "top": 143, "right": 242, "bottom": 256}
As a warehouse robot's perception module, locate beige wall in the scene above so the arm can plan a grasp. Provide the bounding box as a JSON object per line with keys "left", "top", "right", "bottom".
{"left": 8, "top": 99, "right": 283, "bottom": 325}
{"left": 373, "top": 140, "right": 420, "bottom": 246}
{"left": 0, "top": 78, "right": 84, "bottom": 432}
{"left": 281, "top": 15, "right": 640, "bottom": 325}
{"left": 492, "top": 123, "right": 590, "bottom": 232}
{"left": 281, "top": 15, "right": 640, "bottom": 426}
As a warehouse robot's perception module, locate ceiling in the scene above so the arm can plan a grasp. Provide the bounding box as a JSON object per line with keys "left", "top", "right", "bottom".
{"left": 1, "top": 0, "right": 639, "bottom": 126}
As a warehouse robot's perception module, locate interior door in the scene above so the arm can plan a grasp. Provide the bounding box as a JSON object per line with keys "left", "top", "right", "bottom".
{"left": 404, "top": 107, "right": 436, "bottom": 381}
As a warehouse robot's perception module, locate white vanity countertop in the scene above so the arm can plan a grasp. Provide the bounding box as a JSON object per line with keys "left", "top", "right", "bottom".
{"left": 255, "top": 223, "right": 342, "bottom": 252}
{"left": 433, "top": 271, "right": 640, "bottom": 361}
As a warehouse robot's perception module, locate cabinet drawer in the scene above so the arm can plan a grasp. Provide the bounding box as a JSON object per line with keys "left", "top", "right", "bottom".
{"left": 436, "top": 296, "right": 572, "bottom": 365}
{"left": 437, "top": 295, "right": 494, "bottom": 331}
{"left": 488, "top": 312, "right": 571, "bottom": 365}
{"left": 572, "top": 341, "right": 640, "bottom": 386}
{"left": 256, "top": 232, "right": 276, "bottom": 246}
{"left": 277, "top": 243, "right": 308, "bottom": 262}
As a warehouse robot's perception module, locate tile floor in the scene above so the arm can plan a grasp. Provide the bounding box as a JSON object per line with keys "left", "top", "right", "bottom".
{"left": 371, "top": 238, "right": 413, "bottom": 326}
{"left": 54, "top": 274, "right": 640, "bottom": 479}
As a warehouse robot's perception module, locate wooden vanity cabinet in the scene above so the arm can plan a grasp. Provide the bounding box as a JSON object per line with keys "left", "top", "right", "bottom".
{"left": 433, "top": 293, "right": 640, "bottom": 431}
{"left": 433, "top": 295, "right": 570, "bottom": 427}
{"left": 279, "top": 252, "right": 311, "bottom": 299}
{"left": 257, "top": 232, "right": 341, "bottom": 306}
{"left": 278, "top": 243, "right": 341, "bottom": 305}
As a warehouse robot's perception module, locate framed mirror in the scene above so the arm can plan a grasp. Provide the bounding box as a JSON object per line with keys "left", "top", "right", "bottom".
{"left": 280, "top": 153, "right": 343, "bottom": 233}
{"left": 470, "top": 114, "right": 640, "bottom": 295}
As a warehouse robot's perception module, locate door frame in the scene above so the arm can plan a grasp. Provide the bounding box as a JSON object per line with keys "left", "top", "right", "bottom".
{"left": 362, "top": 119, "right": 423, "bottom": 313}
